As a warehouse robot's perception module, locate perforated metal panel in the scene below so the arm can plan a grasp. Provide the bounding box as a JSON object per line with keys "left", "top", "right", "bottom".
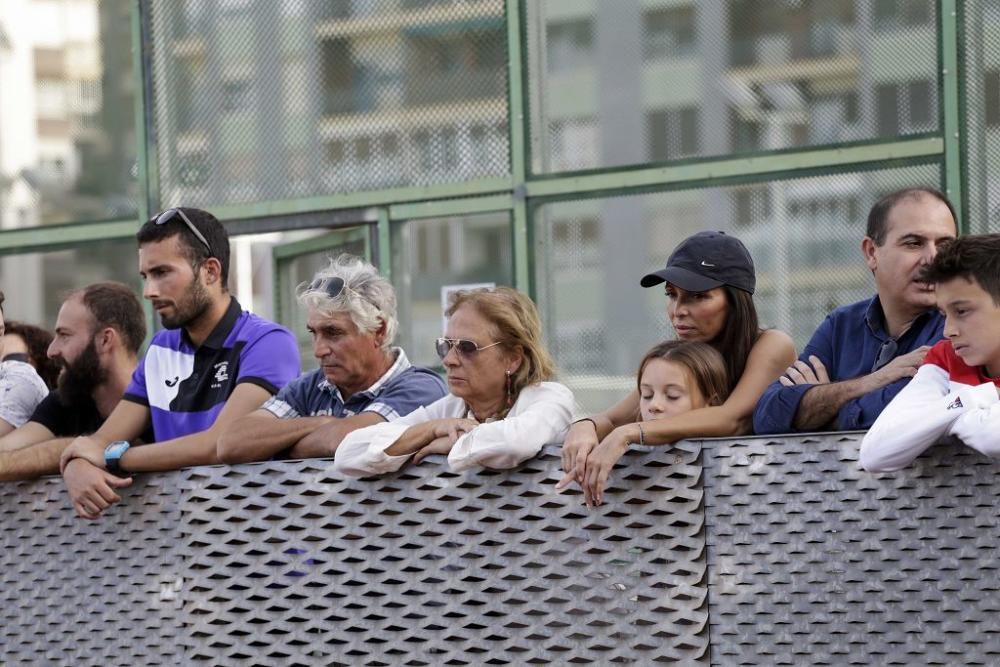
{"left": 146, "top": 0, "right": 509, "bottom": 208}
{"left": 0, "top": 445, "right": 708, "bottom": 665}
{"left": 176, "top": 446, "right": 708, "bottom": 665}
{"left": 528, "top": 0, "right": 940, "bottom": 174}
{"left": 702, "top": 432, "right": 1000, "bottom": 665}
{"left": 0, "top": 473, "right": 184, "bottom": 666}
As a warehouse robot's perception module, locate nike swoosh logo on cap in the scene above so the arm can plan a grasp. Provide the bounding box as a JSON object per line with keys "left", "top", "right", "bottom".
{"left": 700, "top": 261, "right": 715, "bottom": 267}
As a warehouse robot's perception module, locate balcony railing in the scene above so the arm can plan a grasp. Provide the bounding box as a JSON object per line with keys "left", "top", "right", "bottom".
{"left": 403, "top": 69, "right": 504, "bottom": 107}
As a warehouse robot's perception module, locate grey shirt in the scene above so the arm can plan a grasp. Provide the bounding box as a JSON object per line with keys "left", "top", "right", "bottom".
{"left": 0, "top": 360, "right": 49, "bottom": 429}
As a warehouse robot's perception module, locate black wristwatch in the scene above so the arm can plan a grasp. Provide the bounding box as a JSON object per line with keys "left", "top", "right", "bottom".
{"left": 104, "top": 441, "right": 132, "bottom": 474}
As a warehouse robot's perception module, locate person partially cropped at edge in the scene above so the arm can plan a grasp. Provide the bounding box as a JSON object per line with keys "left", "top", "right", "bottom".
{"left": 0, "top": 291, "right": 49, "bottom": 437}
{"left": 217, "top": 254, "right": 446, "bottom": 463}
{"left": 559, "top": 231, "right": 795, "bottom": 507}
{"left": 753, "top": 188, "right": 957, "bottom": 434}
{"left": 861, "top": 234, "right": 1000, "bottom": 471}
{"left": 335, "top": 287, "right": 576, "bottom": 476}
{"left": 59, "top": 207, "right": 300, "bottom": 519}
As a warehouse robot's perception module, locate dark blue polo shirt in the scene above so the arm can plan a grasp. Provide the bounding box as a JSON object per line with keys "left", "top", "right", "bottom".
{"left": 753, "top": 295, "right": 944, "bottom": 433}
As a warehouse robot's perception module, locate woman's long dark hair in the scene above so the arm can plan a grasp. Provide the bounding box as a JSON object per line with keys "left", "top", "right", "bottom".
{"left": 709, "top": 287, "right": 762, "bottom": 393}
{"left": 5, "top": 320, "right": 59, "bottom": 389}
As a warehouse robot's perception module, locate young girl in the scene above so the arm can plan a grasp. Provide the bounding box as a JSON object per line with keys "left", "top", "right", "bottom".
{"left": 636, "top": 340, "right": 730, "bottom": 426}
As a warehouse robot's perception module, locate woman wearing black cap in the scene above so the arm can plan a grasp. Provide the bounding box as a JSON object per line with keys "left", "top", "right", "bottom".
{"left": 557, "top": 231, "right": 796, "bottom": 507}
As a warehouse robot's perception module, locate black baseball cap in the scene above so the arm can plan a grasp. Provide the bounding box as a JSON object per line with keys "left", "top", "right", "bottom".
{"left": 640, "top": 230, "right": 756, "bottom": 294}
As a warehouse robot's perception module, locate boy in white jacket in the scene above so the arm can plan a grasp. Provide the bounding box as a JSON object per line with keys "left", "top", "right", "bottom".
{"left": 860, "top": 234, "right": 1000, "bottom": 471}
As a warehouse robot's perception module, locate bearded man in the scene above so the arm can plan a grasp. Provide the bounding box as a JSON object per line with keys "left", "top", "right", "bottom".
{"left": 0, "top": 282, "right": 148, "bottom": 481}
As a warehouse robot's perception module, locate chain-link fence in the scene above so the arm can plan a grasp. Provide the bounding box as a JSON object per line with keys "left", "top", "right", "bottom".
{"left": 527, "top": 0, "right": 940, "bottom": 175}
{"left": 147, "top": 0, "right": 510, "bottom": 209}
{"left": 962, "top": 0, "right": 1000, "bottom": 233}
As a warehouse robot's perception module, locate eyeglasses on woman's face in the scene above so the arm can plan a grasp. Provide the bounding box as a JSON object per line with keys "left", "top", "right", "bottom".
{"left": 435, "top": 337, "right": 502, "bottom": 360}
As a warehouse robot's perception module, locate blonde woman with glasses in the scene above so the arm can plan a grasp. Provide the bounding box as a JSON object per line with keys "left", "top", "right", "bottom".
{"left": 335, "top": 287, "right": 576, "bottom": 476}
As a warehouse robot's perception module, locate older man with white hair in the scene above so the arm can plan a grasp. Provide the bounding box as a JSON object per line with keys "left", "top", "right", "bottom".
{"left": 218, "top": 254, "right": 446, "bottom": 463}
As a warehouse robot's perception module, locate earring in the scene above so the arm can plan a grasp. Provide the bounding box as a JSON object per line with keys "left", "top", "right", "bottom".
{"left": 505, "top": 369, "right": 514, "bottom": 409}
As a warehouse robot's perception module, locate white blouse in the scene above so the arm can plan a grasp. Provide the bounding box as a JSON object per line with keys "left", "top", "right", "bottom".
{"left": 334, "top": 381, "right": 576, "bottom": 477}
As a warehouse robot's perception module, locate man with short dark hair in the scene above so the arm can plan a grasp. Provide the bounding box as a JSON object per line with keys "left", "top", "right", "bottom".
{"left": 59, "top": 207, "right": 301, "bottom": 519}
{"left": 861, "top": 234, "right": 1000, "bottom": 470}
{"left": 0, "top": 282, "right": 149, "bottom": 481}
{"left": 754, "top": 187, "right": 958, "bottom": 434}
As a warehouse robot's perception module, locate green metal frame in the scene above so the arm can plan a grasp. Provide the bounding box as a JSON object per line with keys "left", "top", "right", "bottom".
{"left": 0, "top": 0, "right": 969, "bottom": 321}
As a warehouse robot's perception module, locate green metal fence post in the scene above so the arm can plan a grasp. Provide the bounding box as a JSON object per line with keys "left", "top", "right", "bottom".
{"left": 131, "top": 0, "right": 156, "bottom": 345}
{"left": 940, "top": 0, "right": 965, "bottom": 230}
{"left": 506, "top": 0, "right": 531, "bottom": 292}
{"left": 377, "top": 207, "right": 392, "bottom": 282}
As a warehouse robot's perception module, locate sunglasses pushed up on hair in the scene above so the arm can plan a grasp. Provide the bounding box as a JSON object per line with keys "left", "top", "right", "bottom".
{"left": 435, "top": 337, "right": 502, "bottom": 360}
{"left": 151, "top": 208, "right": 212, "bottom": 254}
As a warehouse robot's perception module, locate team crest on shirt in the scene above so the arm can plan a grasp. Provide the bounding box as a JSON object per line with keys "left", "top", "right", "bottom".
{"left": 212, "top": 361, "right": 230, "bottom": 387}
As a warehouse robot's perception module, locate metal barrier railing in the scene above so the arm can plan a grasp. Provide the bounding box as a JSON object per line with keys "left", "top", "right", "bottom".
{"left": 1, "top": 433, "right": 997, "bottom": 665}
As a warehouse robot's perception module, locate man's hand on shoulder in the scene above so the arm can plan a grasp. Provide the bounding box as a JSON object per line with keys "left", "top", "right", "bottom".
{"left": 59, "top": 435, "right": 107, "bottom": 473}
{"left": 779, "top": 355, "right": 831, "bottom": 387}
{"left": 63, "top": 458, "right": 132, "bottom": 520}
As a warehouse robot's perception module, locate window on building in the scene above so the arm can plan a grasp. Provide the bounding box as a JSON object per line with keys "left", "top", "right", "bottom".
{"left": 414, "top": 130, "right": 434, "bottom": 172}
{"left": 986, "top": 71, "right": 1000, "bottom": 127}
{"left": 874, "top": 0, "right": 932, "bottom": 28}
{"left": 178, "top": 152, "right": 209, "bottom": 187}
{"left": 222, "top": 78, "right": 253, "bottom": 113}
{"left": 546, "top": 19, "right": 593, "bottom": 72}
{"left": 549, "top": 118, "right": 599, "bottom": 171}
{"left": 326, "top": 140, "right": 346, "bottom": 165}
{"left": 877, "top": 78, "right": 934, "bottom": 136}
{"left": 36, "top": 79, "right": 68, "bottom": 119}
{"left": 642, "top": 7, "right": 696, "bottom": 60}
{"left": 647, "top": 107, "right": 701, "bottom": 162}
{"left": 730, "top": 110, "right": 761, "bottom": 153}
{"left": 876, "top": 83, "right": 900, "bottom": 136}
{"left": 731, "top": 186, "right": 771, "bottom": 227}
{"left": 906, "top": 79, "right": 932, "bottom": 127}
{"left": 321, "top": 38, "right": 354, "bottom": 114}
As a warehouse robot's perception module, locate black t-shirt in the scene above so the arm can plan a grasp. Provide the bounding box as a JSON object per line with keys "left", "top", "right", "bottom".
{"left": 29, "top": 392, "right": 155, "bottom": 442}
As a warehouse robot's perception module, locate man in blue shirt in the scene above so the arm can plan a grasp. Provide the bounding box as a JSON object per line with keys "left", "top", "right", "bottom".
{"left": 217, "top": 254, "right": 447, "bottom": 463}
{"left": 59, "top": 208, "right": 301, "bottom": 519}
{"left": 753, "top": 188, "right": 957, "bottom": 434}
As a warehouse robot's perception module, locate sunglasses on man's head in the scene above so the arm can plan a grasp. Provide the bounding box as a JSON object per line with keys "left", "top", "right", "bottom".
{"left": 308, "top": 276, "right": 353, "bottom": 300}
{"left": 435, "top": 337, "right": 502, "bottom": 360}
{"left": 151, "top": 208, "right": 212, "bottom": 254}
